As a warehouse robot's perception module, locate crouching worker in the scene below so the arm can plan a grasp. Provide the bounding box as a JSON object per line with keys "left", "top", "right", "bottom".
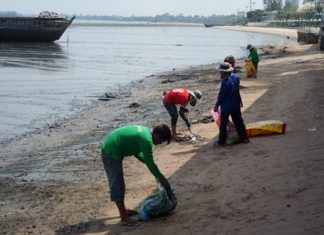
{"left": 163, "top": 88, "right": 202, "bottom": 137}
{"left": 101, "top": 124, "right": 172, "bottom": 226}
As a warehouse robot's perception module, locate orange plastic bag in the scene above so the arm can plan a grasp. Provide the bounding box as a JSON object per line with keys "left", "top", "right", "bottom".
{"left": 245, "top": 58, "right": 257, "bottom": 78}
{"left": 246, "top": 120, "right": 286, "bottom": 137}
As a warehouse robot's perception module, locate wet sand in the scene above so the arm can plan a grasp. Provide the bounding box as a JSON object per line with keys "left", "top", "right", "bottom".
{"left": 1, "top": 27, "right": 324, "bottom": 235}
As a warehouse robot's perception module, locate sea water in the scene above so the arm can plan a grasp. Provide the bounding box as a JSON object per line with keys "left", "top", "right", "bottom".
{"left": 0, "top": 23, "right": 290, "bottom": 141}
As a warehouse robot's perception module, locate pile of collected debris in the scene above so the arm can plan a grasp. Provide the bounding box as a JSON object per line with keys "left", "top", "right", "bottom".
{"left": 38, "top": 11, "right": 61, "bottom": 18}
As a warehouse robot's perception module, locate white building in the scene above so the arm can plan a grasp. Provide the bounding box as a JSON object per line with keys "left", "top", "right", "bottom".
{"left": 237, "top": 11, "right": 246, "bottom": 18}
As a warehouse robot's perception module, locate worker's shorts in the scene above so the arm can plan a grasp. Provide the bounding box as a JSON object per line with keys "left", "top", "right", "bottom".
{"left": 101, "top": 150, "right": 125, "bottom": 202}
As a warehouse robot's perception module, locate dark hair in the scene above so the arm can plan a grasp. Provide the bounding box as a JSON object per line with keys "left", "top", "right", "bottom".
{"left": 153, "top": 124, "right": 172, "bottom": 144}
{"left": 224, "top": 55, "right": 235, "bottom": 67}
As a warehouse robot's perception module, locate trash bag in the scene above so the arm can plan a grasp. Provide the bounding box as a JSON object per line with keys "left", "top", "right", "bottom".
{"left": 211, "top": 110, "right": 240, "bottom": 145}
{"left": 246, "top": 120, "right": 286, "bottom": 137}
{"left": 138, "top": 183, "right": 177, "bottom": 220}
{"left": 245, "top": 58, "right": 257, "bottom": 78}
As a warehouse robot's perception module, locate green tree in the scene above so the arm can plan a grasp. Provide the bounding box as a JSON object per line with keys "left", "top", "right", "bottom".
{"left": 283, "top": 0, "right": 298, "bottom": 11}
{"left": 302, "top": 0, "right": 323, "bottom": 16}
{"left": 247, "top": 9, "right": 266, "bottom": 22}
{"left": 263, "top": 0, "right": 283, "bottom": 11}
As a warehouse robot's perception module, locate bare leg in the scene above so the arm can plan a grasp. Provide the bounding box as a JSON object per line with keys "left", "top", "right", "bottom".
{"left": 115, "top": 201, "right": 128, "bottom": 220}
{"left": 171, "top": 125, "right": 177, "bottom": 136}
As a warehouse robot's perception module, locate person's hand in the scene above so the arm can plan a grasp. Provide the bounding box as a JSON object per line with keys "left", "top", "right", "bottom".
{"left": 180, "top": 106, "right": 189, "bottom": 113}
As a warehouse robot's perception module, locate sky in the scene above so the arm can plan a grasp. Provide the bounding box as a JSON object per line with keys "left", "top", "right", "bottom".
{"left": 1, "top": 0, "right": 266, "bottom": 16}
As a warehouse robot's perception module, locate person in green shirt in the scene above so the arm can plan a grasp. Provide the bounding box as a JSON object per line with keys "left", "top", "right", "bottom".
{"left": 101, "top": 124, "right": 172, "bottom": 226}
{"left": 247, "top": 44, "right": 260, "bottom": 77}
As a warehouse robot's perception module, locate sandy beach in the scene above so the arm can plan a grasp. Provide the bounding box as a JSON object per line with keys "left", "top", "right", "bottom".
{"left": 0, "top": 26, "right": 324, "bottom": 235}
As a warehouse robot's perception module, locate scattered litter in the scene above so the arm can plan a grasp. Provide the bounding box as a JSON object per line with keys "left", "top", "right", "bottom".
{"left": 173, "top": 133, "right": 204, "bottom": 144}
{"left": 128, "top": 102, "right": 140, "bottom": 108}
{"left": 98, "top": 92, "right": 116, "bottom": 101}
{"left": 308, "top": 127, "right": 317, "bottom": 131}
{"left": 295, "top": 60, "right": 305, "bottom": 64}
{"left": 161, "top": 79, "right": 175, "bottom": 84}
{"left": 104, "top": 92, "right": 116, "bottom": 99}
{"left": 191, "top": 115, "right": 213, "bottom": 124}
{"left": 190, "top": 134, "right": 197, "bottom": 143}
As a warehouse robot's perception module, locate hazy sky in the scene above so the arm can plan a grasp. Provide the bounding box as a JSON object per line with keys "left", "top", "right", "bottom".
{"left": 1, "top": 0, "right": 266, "bottom": 16}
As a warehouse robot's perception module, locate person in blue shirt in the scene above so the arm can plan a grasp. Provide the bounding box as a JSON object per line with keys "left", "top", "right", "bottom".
{"left": 214, "top": 62, "right": 249, "bottom": 146}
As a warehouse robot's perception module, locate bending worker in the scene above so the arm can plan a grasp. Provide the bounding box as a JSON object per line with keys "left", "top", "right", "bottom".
{"left": 163, "top": 88, "right": 202, "bottom": 137}
{"left": 101, "top": 124, "right": 172, "bottom": 226}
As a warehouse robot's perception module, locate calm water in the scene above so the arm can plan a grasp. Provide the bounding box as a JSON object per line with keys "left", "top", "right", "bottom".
{"left": 0, "top": 24, "right": 290, "bottom": 141}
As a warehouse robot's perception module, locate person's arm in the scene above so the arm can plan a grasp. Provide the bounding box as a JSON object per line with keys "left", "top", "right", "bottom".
{"left": 140, "top": 142, "right": 164, "bottom": 180}
{"left": 179, "top": 106, "right": 191, "bottom": 132}
{"left": 139, "top": 138, "right": 171, "bottom": 190}
{"left": 215, "top": 79, "right": 227, "bottom": 112}
{"left": 133, "top": 152, "right": 145, "bottom": 163}
{"left": 236, "top": 77, "right": 243, "bottom": 107}
{"left": 214, "top": 101, "right": 220, "bottom": 112}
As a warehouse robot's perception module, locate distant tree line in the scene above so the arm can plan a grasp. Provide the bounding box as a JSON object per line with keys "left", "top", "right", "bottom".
{"left": 69, "top": 13, "right": 247, "bottom": 25}
{"left": 247, "top": 0, "right": 323, "bottom": 23}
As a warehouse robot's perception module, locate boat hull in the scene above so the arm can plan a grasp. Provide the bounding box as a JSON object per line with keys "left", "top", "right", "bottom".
{"left": 0, "top": 16, "right": 75, "bottom": 42}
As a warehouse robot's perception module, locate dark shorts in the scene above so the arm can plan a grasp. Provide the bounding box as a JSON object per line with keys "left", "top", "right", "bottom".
{"left": 101, "top": 150, "right": 125, "bottom": 202}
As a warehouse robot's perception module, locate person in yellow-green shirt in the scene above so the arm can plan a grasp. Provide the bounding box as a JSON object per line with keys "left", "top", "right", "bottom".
{"left": 101, "top": 124, "right": 172, "bottom": 226}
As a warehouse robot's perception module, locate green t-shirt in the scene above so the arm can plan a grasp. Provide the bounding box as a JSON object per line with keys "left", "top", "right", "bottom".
{"left": 101, "top": 125, "right": 164, "bottom": 180}
{"left": 249, "top": 48, "right": 260, "bottom": 62}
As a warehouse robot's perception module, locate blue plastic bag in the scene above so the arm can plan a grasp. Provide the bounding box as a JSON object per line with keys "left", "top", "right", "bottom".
{"left": 139, "top": 183, "right": 177, "bottom": 220}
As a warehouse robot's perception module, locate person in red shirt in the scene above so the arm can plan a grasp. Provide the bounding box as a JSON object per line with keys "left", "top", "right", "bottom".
{"left": 163, "top": 88, "right": 202, "bottom": 136}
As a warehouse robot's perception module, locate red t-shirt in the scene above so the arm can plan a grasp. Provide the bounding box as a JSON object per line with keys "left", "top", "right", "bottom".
{"left": 164, "top": 88, "right": 190, "bottom": 106}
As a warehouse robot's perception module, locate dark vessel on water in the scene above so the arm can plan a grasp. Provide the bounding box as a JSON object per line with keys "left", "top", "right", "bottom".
{"left": 0, "top": 12, "right": 75, "bottom": 42}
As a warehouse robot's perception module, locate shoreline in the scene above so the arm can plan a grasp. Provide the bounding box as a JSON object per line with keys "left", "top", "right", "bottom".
{"left": 1, "top": 26, "right": 323, "bottom": 234}
{"left": 215, "top": 25, "right": 298, "bottom": 39}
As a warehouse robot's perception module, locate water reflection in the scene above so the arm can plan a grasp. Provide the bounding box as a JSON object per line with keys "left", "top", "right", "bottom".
{"left": 0, "top": 42, "right": 68, "bottom": 71}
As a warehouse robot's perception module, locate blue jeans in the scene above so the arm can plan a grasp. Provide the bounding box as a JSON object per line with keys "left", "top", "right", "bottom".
{"left": 101, "top": 150, "right": 125, "bottom": 202}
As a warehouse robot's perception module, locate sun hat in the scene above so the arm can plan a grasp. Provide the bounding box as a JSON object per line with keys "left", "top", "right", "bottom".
{"left": 217, "top": 62, "right": 234, "bottom": 72}
{"left": 190, "top": 90, "right": 202, "bottom": 100}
